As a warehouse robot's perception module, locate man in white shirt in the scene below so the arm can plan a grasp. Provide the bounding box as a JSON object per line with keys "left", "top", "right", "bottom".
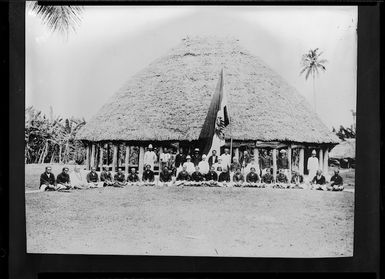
{"left": 220, "top": 148, "right": 231, "bottom": 171}
{"left": 198, "top": 154, "right": 210, "bottom": 175}
{"left": 144, "top": 144, "right": 157, "bottom": 171}
{"left": 160, "top": 148, "right": 171, "bottom": 170}
{"left": 307, "top": 150, "right": 319, "bottom": 181}
{"left": 183, "top": 155, "right": 195, "bottom": 175}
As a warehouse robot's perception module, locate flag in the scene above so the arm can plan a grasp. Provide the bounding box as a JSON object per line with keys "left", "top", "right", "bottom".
{"left": 199, "top": 69, "right": 230, "bottom": 155}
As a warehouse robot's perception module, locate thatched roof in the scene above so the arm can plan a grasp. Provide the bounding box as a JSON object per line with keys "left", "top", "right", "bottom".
{"left": 77, "top": 36, "right": 339, "bottom": 144}
{"left": 329, "top": 139, "right": 355, "bottom": 159}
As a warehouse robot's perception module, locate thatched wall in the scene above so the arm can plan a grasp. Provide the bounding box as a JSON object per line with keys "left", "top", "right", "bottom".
{"left": 77, "top": 36, "right": 339, "bottom": 144}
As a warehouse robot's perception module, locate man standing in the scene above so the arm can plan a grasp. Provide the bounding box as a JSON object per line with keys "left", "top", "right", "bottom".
{"left": 114, "top": 168, "right": 127, "bottom": 187}
{"left": 307, "top": 150, "right": 319, "bottom": 181}
{"left": 175, "top": 147, "right": 186, "bottom": 169}
{"left": 208, "top": 150, "right": 219, "bottom": 168}
{"left": 144, "top": 144, "right": 157, "bottom": 171}
{"left": 191, "top": 148, "right": 202, "bottom": 166}
{"left": 39, "top": 166, "right": 56, "bottom": 191}
{"left": 230, "top": 157, "right": 242, "bottom": 173}
{"left": 220, "top": 148, "right": 231, "bottom": 171}
{"left": 240, "top": 150, "right": 251, "bottom": 167}
{"left": 160, "top": 148, "right": 171, "bottom": 170}
{"left": 198, "top": 154, "right": 210, "bottom": 175}
{"left": 260, "top": 149, "right": 272, "bottom": 175}
{"left": 86, "top": 167, "right": 103, "bottom": 188}
{"left": 56, "top": 167, "right": 72, "bottom": 191}
{"left": 327, "top": 169, "right": 344, "bottom": 191}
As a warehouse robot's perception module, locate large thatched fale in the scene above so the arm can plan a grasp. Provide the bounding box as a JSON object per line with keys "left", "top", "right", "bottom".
{"left": 77, "top": 37, "right": 339, "bottom": 177}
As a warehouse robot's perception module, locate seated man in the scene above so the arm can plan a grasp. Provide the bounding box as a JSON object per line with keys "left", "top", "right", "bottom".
{"left": 86, "top": 167, "right": 103, "bottom": 188}
{"left": 276, "top": 169, "right": 288, "bottom": 183}
{"left": 56, "top": 167, "right": 72, "bottom": 191}
{"left": 311, "top": 169, "right": 327, "bottom": 190}
{"left": 232, "top": 167, "right": 244, "bottom": 183}
{"left": 176, "top": 165, "right": 191, "bottom": 181}
{"left": 198, "top": 154, "right": 210, "bottom": 175}
{"left": 142, "top": 164, "right": 155, "bottom": 183}
{"left": 291, "top": 170, "right": 304, "bottom": 184}
{"left": 230, "top": 157, "right": 242, "bottom": 173}
{"left": 183, "top": 155, "right": 196, "bottom": 175}
{"left": 213, "top": 158, "right": 227, "bottom": 173}
{"left": 114, "top": 168, "right": 127, "bottom": 187}
{"left": 261, "top": 168, "right": 274, "bottom": 184}
{"left": 246, "top": 167, "right": 260, "bottom": 183}
{"left": 191, "top": 166, "right": 204, "bottom": 182}
{"left": 159, "top": 166, "right": 172, "bottom": 185}
{"left": 205, "top": 166, "right": 218, "bottom": 182}
{"left": 100, "top": 166, "right": 114, "bottom": 186}
{"left": 218, "top": 168, "right": 230, "bottom": 182}
{"left": 327, "top": 169, "right": 344, "bottom": 191}
{"left": 39, "top": 166, "right": 56, "bottom": 191}
{"left": 70, "top": 165, "right": 88, "bottom": 189}
{"left": 127, "top": 167, "right": 140, "bottom": 183}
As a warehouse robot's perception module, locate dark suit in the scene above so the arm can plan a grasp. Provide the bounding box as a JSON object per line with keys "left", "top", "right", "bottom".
{"left": 40, "top": 172, "right": 56, "bottom": 187}
{"left": 56, "top": 172, "right": 70, "bottom": 184}
{"left": 160, "top": 170, "right": 172, "bottom": 182}
{"left": 246, "top": 172, "right": 259, "bottom": 183}
{"left": 176, "top": 170, "right": 190, "bottom": 181}
{"left": 142, "top": 170, "right": 155, "bottom": 182}
{"left": 208, "top": 155, "right": 218, "bottom": 167}
{"left": 218, "top": 172, "right": 230, "bottom": 182}
{"left": 127, "top": 173, "right": 140, "bottom": 182}
{"left": 86, "top": 172, "right": 99, "bottom": 183}
{"left": 205, "top": 171, "right": 218, "bottom": 181}
{"left": 191, "top": 171, "right": 204, "bottom": 182}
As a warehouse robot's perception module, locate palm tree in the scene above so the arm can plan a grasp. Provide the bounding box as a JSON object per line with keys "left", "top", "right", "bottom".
{"left": 27, "top": 1, "right": 84, "bottom": 35}
{"left": 300, "top": 48, "right": 328, "bottom": 113}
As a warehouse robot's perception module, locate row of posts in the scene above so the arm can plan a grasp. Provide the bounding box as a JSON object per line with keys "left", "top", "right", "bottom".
{"left": 86, "top": 142, "right": 330, "bottom": 180}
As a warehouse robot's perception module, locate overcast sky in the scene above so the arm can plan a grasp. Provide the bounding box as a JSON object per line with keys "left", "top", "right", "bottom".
{"left": 26, "top": 6, "right": 357, "bottom": 129}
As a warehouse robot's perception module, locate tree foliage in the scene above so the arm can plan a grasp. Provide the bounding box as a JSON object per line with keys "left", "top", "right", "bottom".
{"left": 25, "top": 106, "right": 87, "bottom": 164}
{"left": 332, "top": 125, "right": 356, "bottom": 141}
{"left": 27, "top": 1, "right": 83, "bottom": 35}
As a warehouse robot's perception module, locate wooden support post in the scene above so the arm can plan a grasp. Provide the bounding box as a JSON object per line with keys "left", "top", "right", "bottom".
{"left": 272, "top": 148, "right": 277, "bottom": 182}
{"left": 107, "top": 143, "right": 110, "bottom": 166}
{"left": 319, "top": 149, "right": 324, "bottom": 171}
{"left": 299, "top": 148, "right": 305, "bottom": 175}
{"left": 139, "top": 146, "right": 145, "bottom": 178}
{"left": 323, "top": 148, "right": 329, "bottom": 177}
{"left": 86, "top": 144, "right": 91, "bottom": 170}
{"left": 112, "top": 144, "right": 118, "bottom": 173}
{"left": 99, "top": 144, "right": 104, "bottom": 170}
{"left": 90, "top": 144, "right": 96, "bottom": 168}
{"left": 253, "top": 148, "right": 259, "bottom": 170}
{"left": 287, "top": 145, "right": 292, "bottom": 182}
{"left": 234, "top": 148, "right": 239, "bottom": 160}
{"left": 125, "top": 145, "right": 130, "bottom": 176}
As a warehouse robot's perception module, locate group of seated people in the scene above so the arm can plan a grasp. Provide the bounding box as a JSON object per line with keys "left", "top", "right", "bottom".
{"left": 39, "top": 162, "right": 344, "bottom": 191}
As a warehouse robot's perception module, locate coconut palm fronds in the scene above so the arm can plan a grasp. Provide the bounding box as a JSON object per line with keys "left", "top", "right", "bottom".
{"left": 28, "top": 1, "right": 83, "bottom": 34}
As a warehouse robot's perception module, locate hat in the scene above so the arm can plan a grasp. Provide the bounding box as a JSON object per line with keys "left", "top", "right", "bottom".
{"left": 312, "top": 150, "right": 317, "bottom": 155}
{"left": 280, "top": 149, "right": 287, "bottom": 153}
{"left": 194, "top": 148, "right": 199, "bottom": 152}
{"left": 202, "top": 154, "right": 207, "bottom": 158}
{"left": 186, "top": 155, "right": 191, "bottom": 159}
{"left": 148, "top": 144, "right": 153, "bottom": 148}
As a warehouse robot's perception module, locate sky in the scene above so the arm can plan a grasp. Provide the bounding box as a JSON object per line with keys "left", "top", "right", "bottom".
{"left": 26, "top": 6, "right": 357, "bottom": 129}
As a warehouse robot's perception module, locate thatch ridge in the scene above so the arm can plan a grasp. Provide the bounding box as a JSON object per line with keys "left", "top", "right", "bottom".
{"left": 77, "top": 36, "right": 339, "bottom": 144}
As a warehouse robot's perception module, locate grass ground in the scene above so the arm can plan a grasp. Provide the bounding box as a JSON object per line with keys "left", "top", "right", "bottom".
{"left": 25, "top": 164, "right": 354, "bottom": 257}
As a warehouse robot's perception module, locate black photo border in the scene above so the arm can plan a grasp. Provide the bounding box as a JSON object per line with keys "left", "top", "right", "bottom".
{"left": 6, "top": 1, "right": 382, "bottom": 278}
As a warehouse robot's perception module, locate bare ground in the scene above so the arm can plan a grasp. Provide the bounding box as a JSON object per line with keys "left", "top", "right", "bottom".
{"left": 26, "top": 183, "right": 354, "bottom": 257}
